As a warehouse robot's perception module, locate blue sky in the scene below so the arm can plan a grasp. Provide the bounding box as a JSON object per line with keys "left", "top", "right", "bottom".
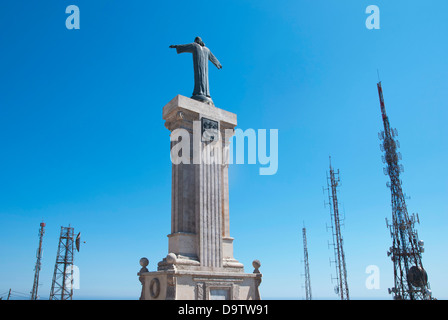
{"left": 1, "top": 0, "right": 447, "bottom": 299}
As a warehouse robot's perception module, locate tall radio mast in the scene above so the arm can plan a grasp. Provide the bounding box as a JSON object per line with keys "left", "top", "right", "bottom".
{"left": 49, "top": 226, "right": 76, "bottom": 300}
{"left": 302, "top": 226, "right": 312, "bottom": 300}
{"left": 30, "top": 221, "right": 45, "bottom": 300}
{"left": 325, "top": 157, "right": 349, "bottom": 300}
{"left": 377, "top": 81, "right": 433, "bottom": 300}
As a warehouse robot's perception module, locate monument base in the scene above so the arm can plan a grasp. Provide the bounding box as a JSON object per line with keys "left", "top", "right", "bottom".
{"left": 138, "top": 267, "right": 262, "bottom": 300}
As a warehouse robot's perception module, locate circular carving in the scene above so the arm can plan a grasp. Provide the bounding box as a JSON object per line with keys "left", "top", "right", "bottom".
{"left": 150, "top": 278, "right": 160, "bottom": 298}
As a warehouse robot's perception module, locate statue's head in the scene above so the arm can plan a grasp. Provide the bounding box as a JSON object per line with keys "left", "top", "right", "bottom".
{"left": 194, "top": 37, "right": 205, "bottom": 47}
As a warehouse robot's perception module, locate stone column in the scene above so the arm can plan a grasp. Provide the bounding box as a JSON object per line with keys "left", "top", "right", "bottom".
{"left": 220, "top": 122, "right": 242, "bottom": 270}
{"left": 162, "top": 95, "right": 239, "bottom": 270}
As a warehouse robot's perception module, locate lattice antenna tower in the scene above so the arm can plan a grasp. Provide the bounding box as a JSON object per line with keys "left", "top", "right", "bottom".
{"left": 324, "top": 157, "right": 349, "bottom": 300}
{"left": 30, "top": 221, "right": 46, "bottom": 300}
{"left": 301, "top": 225, "right": 312, "bottom": 300}
{"left": 377, "top": 81, "right": 433, "bottom": 300}
{"left": 49, "top": 226, "right": 76, "bottom": 300}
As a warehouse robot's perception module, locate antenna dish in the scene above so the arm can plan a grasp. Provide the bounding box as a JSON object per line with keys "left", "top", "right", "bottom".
{"left": 75, "top": 232, "right": 81, "bottom": 252}
{"left": 407, "top": 266, "right": 428, "bottom": 288}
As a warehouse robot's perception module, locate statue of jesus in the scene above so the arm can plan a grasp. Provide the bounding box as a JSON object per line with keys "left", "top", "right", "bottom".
{"left": 170, "top": 37, "right": 222, "bottom": 104}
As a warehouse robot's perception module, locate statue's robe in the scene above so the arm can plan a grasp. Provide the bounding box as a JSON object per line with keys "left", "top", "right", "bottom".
{"left": 175, "top": 42, "right": 221, "bottom": 103}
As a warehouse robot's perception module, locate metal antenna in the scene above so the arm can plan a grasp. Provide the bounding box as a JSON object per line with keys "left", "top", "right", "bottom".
{"left": 377, "top": 81, "right": 433, "bottom": 300}
{"left": 49, "top": 226, "right": 76, "bottom": 300}
{"left": 302, "top": 225, "right": 312, "bottom": 300}
{"left": 324, "top": 157, "right": 349, "bottom": 300}
{"left": 30, "top": 221, "right": 46, "bottom": 300}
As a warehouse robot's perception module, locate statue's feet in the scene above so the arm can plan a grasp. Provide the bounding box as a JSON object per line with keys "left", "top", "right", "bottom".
{"left": 191, "top": 94, "right": 213, "bottom": 105}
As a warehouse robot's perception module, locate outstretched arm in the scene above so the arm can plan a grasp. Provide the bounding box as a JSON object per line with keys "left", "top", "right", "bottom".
{"left": 209, "top": 51, "right": 222, "bottom": 69}
{"left": 169, "top": 43, "right": 194, "bottom": 54}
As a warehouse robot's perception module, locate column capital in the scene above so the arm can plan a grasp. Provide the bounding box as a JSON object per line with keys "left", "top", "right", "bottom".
{"left": 163, "top": 95, "right": 237, "bottom": 132}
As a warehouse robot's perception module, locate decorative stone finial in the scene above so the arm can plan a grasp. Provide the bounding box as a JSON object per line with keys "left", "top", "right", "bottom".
{"left": 252, "top": 259, "right": 261, "bottom": 274}
{"left": 138, "top": 257, "right": 149, "bottom": 275}
{"left": 166, "top": 253, "right": 177, "bottom": 264}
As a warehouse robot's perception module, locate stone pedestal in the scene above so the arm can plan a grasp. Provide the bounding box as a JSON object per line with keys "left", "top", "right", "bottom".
{"left": 138, "top": 95, "right": 262, "bottom": 300}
